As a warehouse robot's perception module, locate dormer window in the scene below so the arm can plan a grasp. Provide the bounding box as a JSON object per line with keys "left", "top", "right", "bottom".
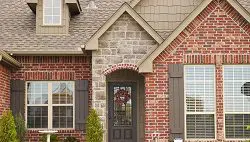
{"left": 43, "top": 0, "right": 61, "bottom": 25}
{"left": 26, "top": 0, "right": 82, "bottom": 34}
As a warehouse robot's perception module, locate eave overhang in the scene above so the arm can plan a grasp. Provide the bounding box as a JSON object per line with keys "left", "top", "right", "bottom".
{"left": 27, "top": 0, "right": 37, "bottom": 14}
{"left": 0, "top": 50, "right": 22, "bottom": 68}
{"left": 65, "top": 0, "right": 82, "bottom": 15}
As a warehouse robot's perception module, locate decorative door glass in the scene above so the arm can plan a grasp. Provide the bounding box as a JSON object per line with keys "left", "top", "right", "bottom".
{"left": 113, "top": 86, "right": 132, "bottom": 126}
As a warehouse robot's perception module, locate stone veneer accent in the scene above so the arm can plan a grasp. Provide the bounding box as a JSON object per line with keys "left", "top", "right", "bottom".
{"left": 91, "top": 12, "right": 158, "bottom": 141}
{"left": 0, "top": 64, "right": 11, "bottom": 115}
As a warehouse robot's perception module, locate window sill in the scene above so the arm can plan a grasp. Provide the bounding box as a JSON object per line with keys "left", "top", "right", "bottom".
{"left": 185, "top": 138, "right": 216, "bottom": 141}
{"left": 27, "top": 128, "right": 75, "bottom": 131}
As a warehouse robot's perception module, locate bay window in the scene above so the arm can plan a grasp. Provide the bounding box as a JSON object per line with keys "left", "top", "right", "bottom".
{"left": 26, "top": 81, "right": 74, "bottom": 129}
{"left": 184, "top": 65, "right": 215, "bottom": 139}
{"left": 43, "top": 0, "right": 61, "bottom": 25}
{"left": 224, "top": 65, "right": 250, "bottom": 139}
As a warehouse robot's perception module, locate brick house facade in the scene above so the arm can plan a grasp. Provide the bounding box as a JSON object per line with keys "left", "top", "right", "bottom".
{"left": 0, "top": 0, "right": 250, "bottom": 142}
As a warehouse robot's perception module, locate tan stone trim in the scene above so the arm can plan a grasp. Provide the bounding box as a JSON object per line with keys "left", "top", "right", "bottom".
{"left": 227, "top": 0, "right": 250, "bottom": 23}
{"left": 0, "top": 50, "right": 22, "bottom": 68}
{"left": 129, "top": 0, "right": 141, "bottom": 8}
{"left": 84, "top": 2, "right": 163, "bottom": 50}
{"left": 137, "top": 0, "right": 250, "bottom": 73}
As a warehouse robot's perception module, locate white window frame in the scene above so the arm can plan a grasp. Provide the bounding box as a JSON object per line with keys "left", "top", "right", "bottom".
{"left": 25, "top": 81, "right": 75, "bottom": 130}
{"left": 184, "top": 65, "right": 217, "bottom": 140}
{"left": 223, "top": 65, "right": 250, "bottom": 141}
{"left": 43, "top": 0, "right": 62, "bottom": 25}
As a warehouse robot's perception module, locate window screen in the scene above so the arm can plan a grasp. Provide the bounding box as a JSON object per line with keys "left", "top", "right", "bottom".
{"left": 185, "top": 65, "right": 215, "bottom": 139}
{"left": 224, "top": 66, "right": 250, "bottom": 139}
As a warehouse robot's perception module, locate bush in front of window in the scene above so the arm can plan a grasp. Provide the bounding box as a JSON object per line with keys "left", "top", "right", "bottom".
{"left": 14, "top": 113, "right": 27, "bottom": 142}
{"left": 64, "top": 136, "right": 78, "bottom": 142}
{"left": 0, "top": 110, "right": 18, "bottom": 142}
{"left": 86, "top": 109, "right": 103, "bottom": 142}
{"left": 40, "top": 134, "right": 59, "bottom": 142}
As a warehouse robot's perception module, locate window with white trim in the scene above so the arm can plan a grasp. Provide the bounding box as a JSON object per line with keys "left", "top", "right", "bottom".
{"left": 43, "top": 0, "right": 61, "bottom": 25}
{"left": 26, "top": 81, "right": 74, "bottom": 129}
{"left": 184, "top": 65, "right": 215, "bottom": 139}
{"left": 224, "top": 66, "right": 250, "bottom": 139}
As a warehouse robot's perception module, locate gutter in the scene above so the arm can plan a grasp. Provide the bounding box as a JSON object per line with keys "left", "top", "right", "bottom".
{"left": 0, "top": 50, "right": 22, "bottom": 68}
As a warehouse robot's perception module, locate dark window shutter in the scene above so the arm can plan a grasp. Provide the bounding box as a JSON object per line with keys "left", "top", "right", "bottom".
{"left": 10, "top": 80, "right": 25, "bottom": 118}
{"left": 75, "top": 80, "right": 89, "bottom": 132}
{"left": 168, "top": 64, "right": 185, "bottom": 140}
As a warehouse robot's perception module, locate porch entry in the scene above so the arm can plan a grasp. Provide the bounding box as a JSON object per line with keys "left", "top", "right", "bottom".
{"left": 108, "top": 82, "right": 137, "bottom": 142}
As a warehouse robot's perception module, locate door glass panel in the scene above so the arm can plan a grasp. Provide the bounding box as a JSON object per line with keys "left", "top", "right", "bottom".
{"left": 113, "top": 86, "right": 132, "bottom": 126}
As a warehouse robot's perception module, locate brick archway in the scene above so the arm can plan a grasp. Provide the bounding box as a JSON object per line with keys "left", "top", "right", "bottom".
{"left": 103, "top": 63, "right": 138, "bottom": 75}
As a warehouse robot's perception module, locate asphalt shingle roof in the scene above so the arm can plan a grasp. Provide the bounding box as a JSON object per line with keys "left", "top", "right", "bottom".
{"left": 0, "top": 0, "right": 249, "bottom": 53}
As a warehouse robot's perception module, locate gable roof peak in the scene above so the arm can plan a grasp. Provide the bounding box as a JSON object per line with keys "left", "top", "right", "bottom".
{"left": 83, "top": 2, "right": 163, "bottom": 50}
{"left": 137, "top": 0, "right": 250, "bottom": 73}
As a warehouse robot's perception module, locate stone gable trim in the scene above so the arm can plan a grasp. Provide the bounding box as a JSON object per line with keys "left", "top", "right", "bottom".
{"left": 103, "top": 63, "right": 138, "bottom": 75}
{"left": 137, "top": 0, "right": 250, "bottom": 73}
{"left": 84, "top": 2, "right": 163, "bottom": 50}
{"left": 129, "top": 0, "right": 140, "bottom": 7}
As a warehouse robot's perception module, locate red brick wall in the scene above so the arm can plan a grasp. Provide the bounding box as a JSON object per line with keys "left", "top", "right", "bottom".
{"left": 0, "top": 64, "right": 11, "bottom": 116}
{"left": 11, "top": 56, "right": 92, "bottom": 142}
{"left": 144, "top": 0, "right": 250, "bottom": 141}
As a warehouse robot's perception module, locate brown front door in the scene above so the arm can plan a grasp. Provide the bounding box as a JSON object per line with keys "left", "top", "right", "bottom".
{"left": 108, "top": 82, "right": 137, "bottom": 142}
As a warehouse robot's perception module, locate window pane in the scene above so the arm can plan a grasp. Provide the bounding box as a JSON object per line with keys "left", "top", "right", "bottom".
{"left": 27, "top": 106, "right": 48, "bottom": 128}
{"left": 185, "top": 65, "right": 215, "bottom": 139}
{"left": 44, "top": 0, "right": 52, "bottom": 7}
{"left": 224, "top": 66, "right": 250, "bottom": 112}
{"left": 53, "top": 8, "right": 60, "bottom": 15}
{"left": 43, "top": 0, "right": 61, "bottom": 25}
{"left": 225, "top": 114, "right": 250, "bottom": 139}
{"left": 53, "top": 82, "right": 73, "bottom": 104}
{"left": 53, "top": 16, "right": 61, "bottom": 24}
{"left": 224, "top": 66, "right": 250, "bottom": 139}
{"left": 44, "top": 16, "right": 53, "bottom": 24}
{"left": 44, "top": 8, "right": 53, "bottom": 15}
{"left": 186, "top": 114, "right": 215, "bottom": 139}
{"left": 27, "top": 82, "right": 48, "bottom": 105}
{"left": 53, "top": 0, "right": 61, "bottom": 7}
{"left": 185, "top": 66, "right": 215, "bottom": 112}
{"left": 53, "top": 106, "right": 73, "bottom": 128}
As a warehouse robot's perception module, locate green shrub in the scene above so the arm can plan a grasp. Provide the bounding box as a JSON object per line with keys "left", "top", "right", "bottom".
{"left": 40, "top": 134, "right": 59, "bottom": 142}
{"left": 64, "top": 136, "right": 78, "bottom": 142}
{"left": 86, "top": 109, "right": 103, "bottom": 142}
{"left": 0, "top": 110, "right": 18, "bottom": 142}
{"left": 14, "top": 113, "right": 27, "bottom": 142}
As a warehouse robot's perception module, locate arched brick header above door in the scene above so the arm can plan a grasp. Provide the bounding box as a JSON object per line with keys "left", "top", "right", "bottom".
{"left": 103, "top": 63, "right": 139, "bottom": 75}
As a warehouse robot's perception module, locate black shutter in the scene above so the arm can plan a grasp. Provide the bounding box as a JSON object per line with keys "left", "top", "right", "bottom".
{"left": 75, "top": 80, "right": 89, "bottom": 132}
{"left": 10, "top": 80, "right": 25, "bottom": 118}
{"left": 168, "top": 64, "right": 185, "bottom": 140}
